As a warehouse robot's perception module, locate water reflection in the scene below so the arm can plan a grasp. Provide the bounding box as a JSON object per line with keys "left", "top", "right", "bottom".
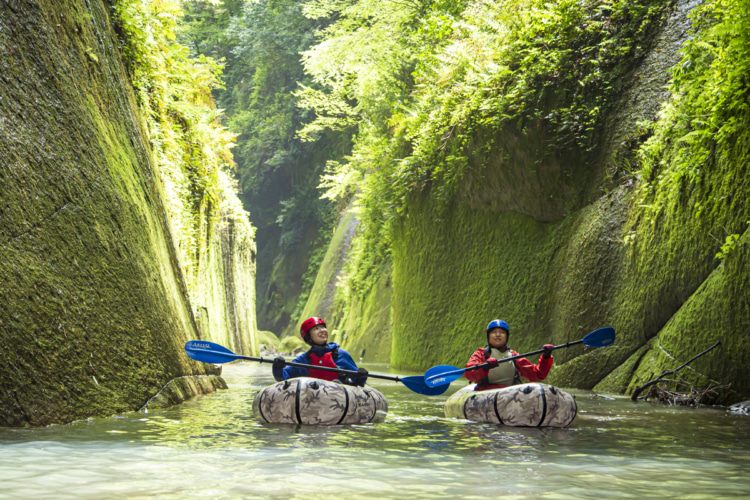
{"left": 1, "top": 363, "right": 749, "bottom": 498}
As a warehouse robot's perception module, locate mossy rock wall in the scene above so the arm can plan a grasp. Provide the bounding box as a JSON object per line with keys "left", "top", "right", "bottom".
{"left": 593, "top": 226, "right": 750, "bottom": 398}
{"left": 258, "top": 222, "right": 319, "bottom": 337}
{"left": 193, "top": 213, "right": 258, "bottom": 357}
{"left": 391, "top": 197, "right": 575, "bottom": 369}
{"left": 298, "top": 210, "right": 359, "bottom": 324}
{"left": 0, "top": 0, "right": 255, "bottom": 425}
{"left": 140, "top": 375, "right": 228, "bottom": 411}
{"left": 296, "top": 207, "right": 393, "bottom": 362}
{"left": 334, "top": 261, "right": 393, "bottom": 364}
{"left": 388, "top": 0, "right": 750, "bottom": 402}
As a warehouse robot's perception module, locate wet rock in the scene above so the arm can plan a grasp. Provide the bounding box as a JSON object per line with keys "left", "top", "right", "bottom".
{"left": 139, "top": 375, "right": 228, "bottom": 411}
{"left": 260, "top": 345, "right": 281, "bottom": 357}
{"left": 729, "top": 401, "right": 750, "bottom": 415}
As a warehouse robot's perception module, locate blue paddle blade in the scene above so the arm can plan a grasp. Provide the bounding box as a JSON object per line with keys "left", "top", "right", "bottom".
{"left": 401, "top": 375, "right": 450, "bottom": 395}
{"left": 582, "top": 327, "right": 616, "bottom": 348}
{"left": 424, "top": 364, "right": 465, "bottom": 388}
{"left": 185, "top": 340, "right": 240, "bottom": 364}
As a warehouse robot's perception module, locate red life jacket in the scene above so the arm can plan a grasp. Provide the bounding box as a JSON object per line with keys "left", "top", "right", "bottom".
{"left": 308, "top": 349, "right": 339, "bottom": 381}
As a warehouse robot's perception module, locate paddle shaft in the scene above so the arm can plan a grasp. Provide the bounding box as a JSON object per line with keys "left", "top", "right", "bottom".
{"left": 467, "top": 338, "right": 584, "bottom": 373}
{"left": 197, "top": 348, "right": 403, "bottom": 382}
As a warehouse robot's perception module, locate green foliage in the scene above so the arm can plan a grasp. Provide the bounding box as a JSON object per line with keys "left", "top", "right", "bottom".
{"left": 394, "top": 0, "right": 664, "bottom": 204}
{"left": 302, "top": 0, "right": 666, "bottom": 302}
{"left": 257, "top": 330, "right": 281, "bottom": 349}
{"left": 637, "top": 0, "right": 750, "bottom": 195}
{"left": 295, "top": 0, "right": 430, "bottom": 141}
{"left": 112, "top": 0, "right": 252, "bottom": 297}
{"left": 716, "top": 233, "right": 739, "bottom": 261}
{"left": 177, "top": 0, "right": 355, "bottom": 331}
{"left": 633, "top": 0, "right": 750, "bottom": 272}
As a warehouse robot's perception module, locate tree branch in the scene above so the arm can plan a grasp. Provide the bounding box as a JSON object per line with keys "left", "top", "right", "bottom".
{"left": 631, "top": 342, "right": 721, "bottom": 401}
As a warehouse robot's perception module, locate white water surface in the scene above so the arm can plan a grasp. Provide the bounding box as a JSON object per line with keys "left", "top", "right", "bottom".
{"left": 1, "top": 363, "right": 749, "bottom": 499}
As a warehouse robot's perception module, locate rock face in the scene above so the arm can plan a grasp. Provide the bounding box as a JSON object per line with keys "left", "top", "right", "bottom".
{"left": 300, "top": 0, "right": 749, "bottom": 403}
{"left": 388, "top": 0, "right": 750, "bottom": 403}
{"left": 0, "top": 0, "right": 256, "bottom": 425}
{"left": 730, "top": 402, "right": 750, "bottom": 415}
{"left": 140, "top": 375, "right": 229, "bottom": 411}
{"left": 293, "top": 206, "right": 394, "bottom": 363}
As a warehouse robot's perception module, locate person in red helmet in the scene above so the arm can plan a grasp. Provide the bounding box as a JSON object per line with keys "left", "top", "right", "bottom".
{"left": 272, "top": 317, "right": 368, "bottom": 386}
{"left": 465, "top": 319, "right": 554, "bottom": 391}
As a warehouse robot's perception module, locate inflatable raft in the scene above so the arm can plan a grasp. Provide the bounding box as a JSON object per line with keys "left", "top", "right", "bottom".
{"left": 252, "top": 377, "right": 388, "bottom": 425}
{"left": 445, "top": 383, "right": 577, "bottom": 427}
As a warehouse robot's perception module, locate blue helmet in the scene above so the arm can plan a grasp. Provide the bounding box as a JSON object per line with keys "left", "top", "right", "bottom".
{"left": 487, "top": 319, "right": 510, "bottom": 334}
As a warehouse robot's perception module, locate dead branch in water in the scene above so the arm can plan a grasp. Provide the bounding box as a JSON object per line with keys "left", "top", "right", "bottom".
{"left": 641, "top": 375, "right": 730, "bottom": 406}
{"left": 631, "top": 342, "right": 722, "bottom": 402}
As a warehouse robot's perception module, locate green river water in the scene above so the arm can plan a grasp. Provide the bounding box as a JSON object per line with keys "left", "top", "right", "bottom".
{"left": 1, "top": 363, "right": 749, "bottom": 499}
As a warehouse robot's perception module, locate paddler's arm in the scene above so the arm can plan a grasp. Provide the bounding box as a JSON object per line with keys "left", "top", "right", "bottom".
{"left": 334, "top": 348, "right": 359, "bottom": 371}
{"left": 465, "top": 348, "right": 492, "bottom": 383}
{"left": 514, "top": 346, "right": 554, "bottom": 382}
{"left": 272, "top": 353, "right": 310, "bottom": 381}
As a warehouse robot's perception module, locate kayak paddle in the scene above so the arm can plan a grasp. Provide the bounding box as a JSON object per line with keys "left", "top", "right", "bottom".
{"left": 184, "top": 340, "right": 449, "bottom": 396}
{"left": 424, "top": 326, "right": 616, "bottom": 387}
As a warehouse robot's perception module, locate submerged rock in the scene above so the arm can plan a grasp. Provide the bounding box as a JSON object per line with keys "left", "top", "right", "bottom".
{"left": 729, "top": 401, "right": 750, "bottom": 415}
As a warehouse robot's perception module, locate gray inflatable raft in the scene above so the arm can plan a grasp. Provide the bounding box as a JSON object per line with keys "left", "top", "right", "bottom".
{"left": 445, "top": 383, "right": 577, "bottom": 427}
{"left": 252, "top": 377, "right": 388, "bottom": 425}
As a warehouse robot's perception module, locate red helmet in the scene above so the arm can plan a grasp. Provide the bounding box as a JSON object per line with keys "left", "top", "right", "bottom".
{"left": 300, "top": 317, "right": 326, "bottom": 339}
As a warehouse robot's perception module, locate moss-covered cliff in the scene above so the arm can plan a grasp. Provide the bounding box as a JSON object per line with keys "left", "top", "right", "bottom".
{"left": 0, "top": 0, "right": 256, "bottom": 426}
{"left": 300, "top": 0, "right": 749, "bottom": 403}
{"left": 296, "top": 207, "right": 393, "bottom": 362}
{"left": 388, "top": 0, "right": 750, "bottom": 403}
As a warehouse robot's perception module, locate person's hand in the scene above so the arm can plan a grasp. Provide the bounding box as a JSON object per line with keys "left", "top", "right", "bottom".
{"left": 486, "top": 358, "right": 499, "bottom": 368}
{"left": 542, "top": 344, "right": 554, "bottom": 359}
{"left": 273, "top": 357, "right": 286, "bottom": 370}
{"left": 355, "top": 367, "right": 369, "bottom": 387}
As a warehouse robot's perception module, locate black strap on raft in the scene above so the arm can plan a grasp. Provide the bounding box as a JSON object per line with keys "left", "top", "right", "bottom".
{"left": 335, "top": 384, "right": 350, "bottom": 425}
{"left": 492, "top": 391, "right": 504, "bottom": 425}
{"left": 295, "top": 379, "right": 303, "bottom": 424}
{"left": 257, "top": 388, "right": 269, "bottom": 423}
{"left": 463, "top": 394, "right": 475, "bottom": 420}
{"left": 537, "top": 384, "right": 548, "bottom": 427}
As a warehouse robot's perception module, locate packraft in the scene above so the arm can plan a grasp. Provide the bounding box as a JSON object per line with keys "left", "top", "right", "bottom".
{"left": 253, "top": 377, "right": 388, "bottom": 425}
{"left": 444, "top": 383, "right": 577, "bottom": 427}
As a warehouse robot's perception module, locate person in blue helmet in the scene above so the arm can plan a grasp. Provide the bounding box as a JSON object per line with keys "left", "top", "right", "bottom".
{"left": 272, "top": 317, "right": 368, "bottom": 386}
{"left": 465, "top": 319, "right": 554, "bottom": 391}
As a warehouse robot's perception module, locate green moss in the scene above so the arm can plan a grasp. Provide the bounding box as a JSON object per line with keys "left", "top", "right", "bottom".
{"left": 391, "top": 183, "right": 579, "bottom": 370}
{"left": 295, "top": 209, "right": 358, "bottom": 326}
{"left": 193, "top": 210, "right": 258, "bottom": 357}
{"left": 619, "top": 227, "right": 750, "bottom": 401}
{"left": 333, "top": 261, "right": 393, "bottom": 363}
{"left": 257, "top": 330, "right": 280, "bottom": 349}
{"left": 293, "top": 206, "right": 394, "bottom": 362}
{"left": 278, "top": 336, "right": 307, "bottom": 354}
{"left": 0, "top": 0, "right": 253, "bottom": 426}
{"left": 593, "top": 339, "right": 654, "bottom": 393}
{"left": 140, "top": 375, "right": 228, "bottom": 411}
